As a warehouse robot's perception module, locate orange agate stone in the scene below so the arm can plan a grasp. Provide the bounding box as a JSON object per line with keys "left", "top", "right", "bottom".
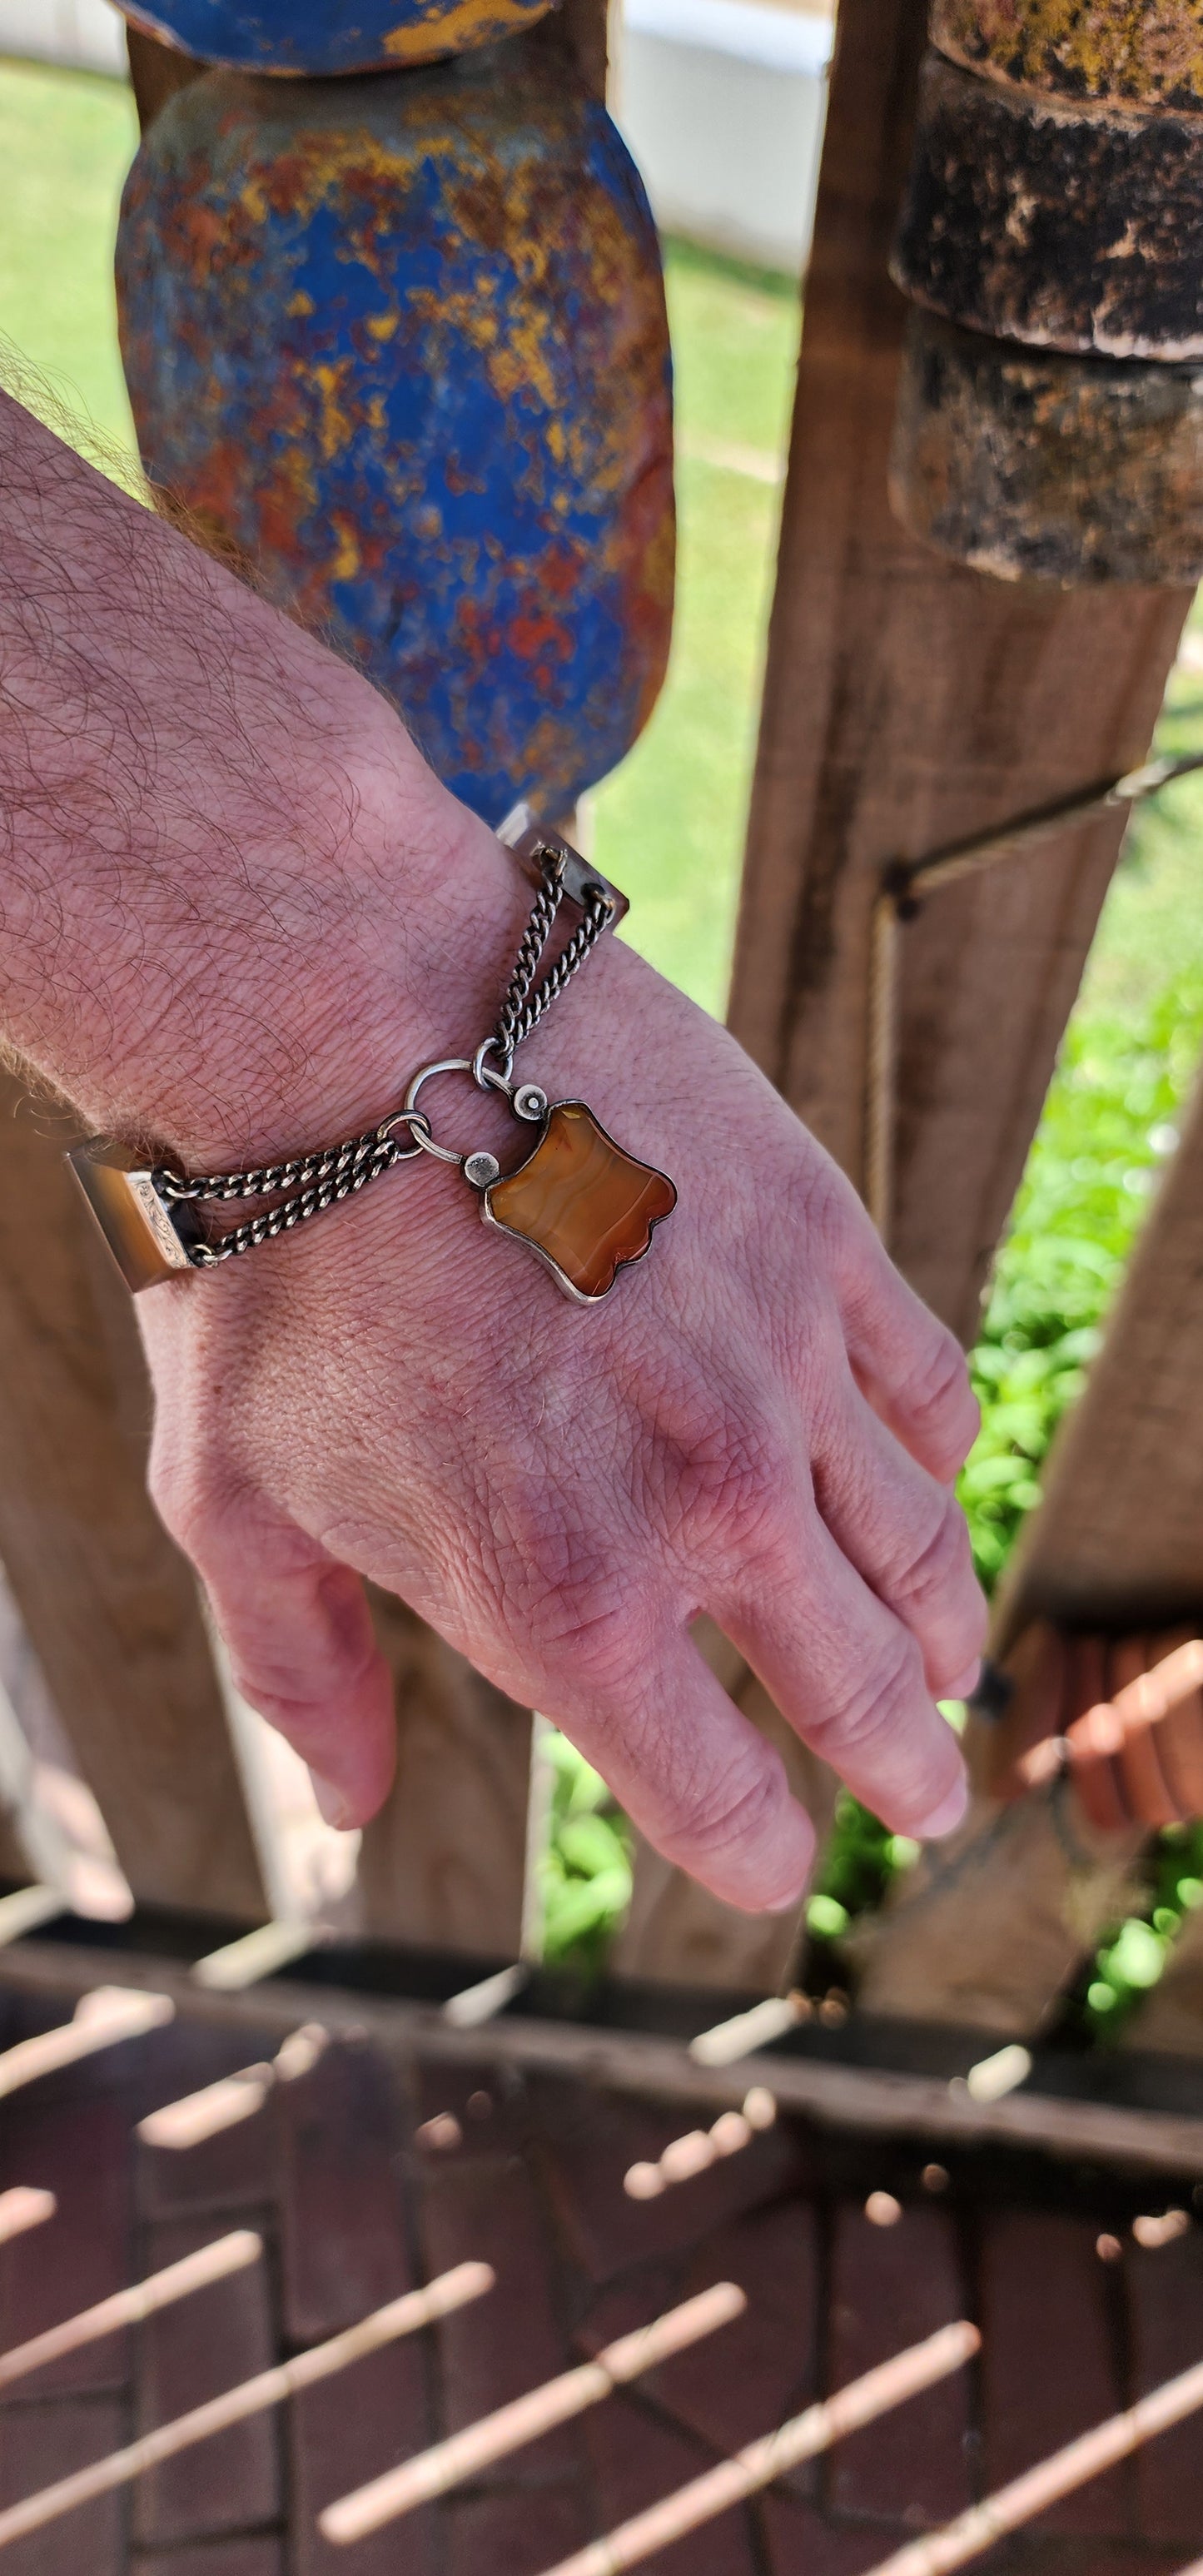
{"left": 483, "top": 1101, "right": 676, "bottom": 1301}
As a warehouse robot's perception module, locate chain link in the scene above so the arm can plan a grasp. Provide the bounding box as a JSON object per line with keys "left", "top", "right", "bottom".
{"left": 491, "top": 888, "right": 610, "bottom": 1065}
{"left": 487, "top": 867, "right": 564, "bottom": 1075}
{"left": 167, "top": 836, "right": 614, "bottom": 1266}
{"left": 181, "top": 1116, "right": 430, "bottom": 1266}
{"left": 159, "top": 1122, "right": 407, "bottom": 1206}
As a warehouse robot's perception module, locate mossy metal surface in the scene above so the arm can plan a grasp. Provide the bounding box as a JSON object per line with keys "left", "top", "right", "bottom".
{"left": 931, "top": 0, "right": 1203, "bottom": 107}
{"left": 890, "top": 307, "right": 1203, "bottom": 582}
{"left": 117, "top": 50, "right": 674, "bottom": 822}
{"left": 893, "top": 49, "right": 1203, "bottom": 356}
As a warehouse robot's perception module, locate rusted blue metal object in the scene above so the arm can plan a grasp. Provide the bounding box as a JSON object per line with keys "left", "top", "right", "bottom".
{"left": 121, "top": 0, "right": 555, "bottom": 72}
{"left": 117, "top": 49, "right": 674, "bottom": 822}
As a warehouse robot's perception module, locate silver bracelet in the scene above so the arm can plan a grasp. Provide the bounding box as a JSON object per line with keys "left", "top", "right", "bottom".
{"left": 68, "top": 803, "right": 677, "bottom": 1308}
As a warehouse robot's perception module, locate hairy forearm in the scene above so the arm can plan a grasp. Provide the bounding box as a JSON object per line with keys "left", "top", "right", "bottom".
{"left": 0, "top": 390, "right": 501, "bottom": 1163}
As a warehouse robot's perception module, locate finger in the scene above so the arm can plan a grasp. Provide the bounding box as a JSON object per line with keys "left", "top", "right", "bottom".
{"left": 1145, "top": 1629, "right": 1203, "bottom": 1817}
{"left": 714, "top": 1514, "right": 968, "bottom": 1838}
{"left": 1161, "top": 1686, "right": 1203, "bottom": 1818}
{"left": 194, "top": 1505, "right": 396, "bottom": 1829}
{"left": 1106, "top": 1637, "right": 1181, "bottom": 1828}
{"left": 835, "top": 1224, "right": 979, "bottom": 1484}
{"left": 544, "top": 1622, "right": 815, "bottom": 1914}
{"left": 1067, "top": 1700, "right": 1134, "bottom": 1835}
{"left": 812, "top": 1384, "right": 987, "bottom": 1698}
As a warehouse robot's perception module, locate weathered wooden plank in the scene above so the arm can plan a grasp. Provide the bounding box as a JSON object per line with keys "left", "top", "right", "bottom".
{"left": 998, "top": 1064, "right": 1203, "bottom": 1646}
{"left": 126, "top": 26, "right": 208, "bottom": 131}
{"left": 0, "top": 1077, "right": 266, "bottom": 1919}
{"left": 854, "top": 1624, "right": 1150, "bottom": 2035}
{"left": 0, "top": 1773, "right": 31, "bottom": 1888}
{"left": 858, "top": 1628, "right": 1161, "bottom": 2037}
{"left": 984, "top": 1067, "right": 1203, "bottom": 2060}
{"left": 726, "top": 0, "right": 1190, "bottom": 1345}
{"left": 9, "top": 1935, "right": 1203, "bottom": 2176}
{"left": 854, "top": 1783, "right": 1144, "bottom": 2037}
{"left": 612, "top": 1622, "right": 828, "bottom": 1992}
{"left": 858, "top": 1059, "right": 1203, "bottom": 2035}
{"left": 355, "top": 1594, "right": 532, "bottom": 1959}
{"left": 1126, "top": 1911, "right": 1203, "bottom": 2056}
{"left": 859, "top": 1615, "right": 1203, "bottom": 2039}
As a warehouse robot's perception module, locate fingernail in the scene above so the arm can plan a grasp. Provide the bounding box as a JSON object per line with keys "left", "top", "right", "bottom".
{"left": 947, "top": 1660, "right": 982, "bottom": 1700}
{"left": 917, "top": 1776, "right": 970, "bottom": 1839}
{"left": 311, "top": 1772, "right": 355, "bottom": 1831}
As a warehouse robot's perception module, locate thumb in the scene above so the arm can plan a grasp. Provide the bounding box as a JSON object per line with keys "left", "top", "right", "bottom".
{"left": 195, "top": 1506, "right": 396, "bottom": 1829}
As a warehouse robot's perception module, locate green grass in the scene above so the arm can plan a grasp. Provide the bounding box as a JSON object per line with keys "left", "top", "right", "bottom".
{"left": 593, "top": 247, "right": 798, "bottom": 1016}
{"left": 0, "top": 58, "right": 137, "bottom": 464}
{"left": 593, "top": 450, "right": 784, "bottom": 1013}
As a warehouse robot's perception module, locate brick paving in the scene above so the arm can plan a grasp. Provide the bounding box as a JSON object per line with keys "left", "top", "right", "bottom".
{"left": 0, "top": 1987, "right": 1200, "bottom": 2574}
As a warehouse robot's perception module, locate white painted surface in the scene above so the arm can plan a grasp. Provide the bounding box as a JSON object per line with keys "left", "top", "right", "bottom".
{"left": 0, "top": 0, "right": 830, "bottom": 276}
{"left": 616, "top": 0, "right": 831, "bottom": 273}
{"left": 0, "top": 0, "right": 126, "bottom": 72}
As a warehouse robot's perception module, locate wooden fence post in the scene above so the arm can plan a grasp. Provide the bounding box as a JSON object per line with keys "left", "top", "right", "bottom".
{"left": 726, "top": 0, "right": 1189, "bottom": 1349}
{"left": 355, "top": 1597, "right": 534, "bottom": 1959}
{"left": 862, "top": 1070, "right": 1203, "bottom": 2036}
{"left": 0, "top": 1080, "right": 266, "bottom": 1921}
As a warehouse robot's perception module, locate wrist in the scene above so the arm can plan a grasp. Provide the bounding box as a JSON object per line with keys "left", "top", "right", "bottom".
{"left": 51, "top": 712, "right": 526, "bottom": 1175}
{"left": 0, "top": 398, "right": 529, "bottom": 1167}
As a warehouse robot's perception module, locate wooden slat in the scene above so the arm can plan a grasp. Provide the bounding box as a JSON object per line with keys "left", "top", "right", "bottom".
{"left": 1126, "top": 1912, "right": 1203, "bottom": 2057}
{"left": 355, "top": 1595, "right": 532, "bottom": 1958}
{"left": 853, "top": 1785, "right": 1144, "bottom": 2038}
{"left": 0, "top": 1788, "right": 31, "bottom": 1889}
{"left": 997, "top": 1072, "right": 1203, "bottom": 2058}
{"left": 612, "top": 1623, "right": 829, "bottom": 1991}
{"left": 998, "top": 1066, "right": 1203, "bottom": 1645}
{"left": 125, "top": 26, "right": 208, "bottom": 130}
{"left": 726, "top": 0, "right": 1190, "bottom": 1345}
{"left": 0, "top": 1080, "right": 266, "bottom": 1920}
{"left": 11, "top": 1934, "right": 1203, "bottom": 2176}
{"left": 862, "top": 1051, "right": 1203, "bottom": 2031}
{"left": 720, "top": 0, "right": 1190, "bottom": 2030}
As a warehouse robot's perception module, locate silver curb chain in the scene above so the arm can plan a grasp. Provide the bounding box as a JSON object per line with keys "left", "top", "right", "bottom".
{"left": 157, "top": 839, "right": 612, "bottom": 1267}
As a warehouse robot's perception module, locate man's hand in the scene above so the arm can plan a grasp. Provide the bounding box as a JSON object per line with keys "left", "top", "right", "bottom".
{"left": 0, "top": 391, "right": 985, "bottom": 1912}
{"left": 136, "top": 778, "right": 983, "bottom": 1910}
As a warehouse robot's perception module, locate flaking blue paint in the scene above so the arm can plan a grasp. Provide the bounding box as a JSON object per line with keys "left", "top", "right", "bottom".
{"left": 122, "top": 0, "right": 555, "bottom": 73}
{"left": 117, "top": 52, "right": 675, "bottom": 822}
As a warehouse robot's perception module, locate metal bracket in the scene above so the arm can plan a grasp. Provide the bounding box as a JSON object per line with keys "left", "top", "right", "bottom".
{"left": 496, "top": 800, "right": 629, "bottom": 929}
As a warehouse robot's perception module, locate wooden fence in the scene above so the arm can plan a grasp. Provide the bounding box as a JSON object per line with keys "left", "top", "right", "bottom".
{"left": 2, "top": 0, "right": 1201, "bottom": 2062}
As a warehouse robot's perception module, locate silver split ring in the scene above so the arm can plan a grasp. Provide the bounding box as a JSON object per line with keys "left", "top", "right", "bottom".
{"left": 471, "top": 1035, "right": 515, "bottom": 1092}
{"left": 403, "top": 1057, "right": 510, "bottom": 1168}
{"left": 374, "top": 1106, "right": 434, "bottom": 1159}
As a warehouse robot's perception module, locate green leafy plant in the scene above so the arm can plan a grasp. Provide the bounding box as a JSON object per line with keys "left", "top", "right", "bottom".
{"left": 961, "top": 975, "right": 1203, "bottom": 1591}
{"left": 1085, "top": 1826, "right": 1203, "bottom": 2037}
{"left": 539, "top": 1732, "right": 633, "bottom": 1972}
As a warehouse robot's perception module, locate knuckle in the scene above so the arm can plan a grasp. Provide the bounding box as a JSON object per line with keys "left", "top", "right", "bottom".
{"left": 901, "top": 1329, "right": 978, "bottom": 1466}
{"left": 779, "top": 1143, "right": 852, "bottom": 1254}
{"left": 890, "top": 1496, "right": 975, "bottom": 1622}
{"left": 539, "top": 1585, "right": 656, "bottom": 1697}
{"left": 147, "top": 1430, "right": 236, "bottom": 1559}
{"left": 670, "top": 1746, "right": 789, "bottom": 1867}
{"left": 664, "top": 1405, "right": 792, "bottom": 1560}
{"left": 813, "top": 1632, "right": 926, "bottom": 1768}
